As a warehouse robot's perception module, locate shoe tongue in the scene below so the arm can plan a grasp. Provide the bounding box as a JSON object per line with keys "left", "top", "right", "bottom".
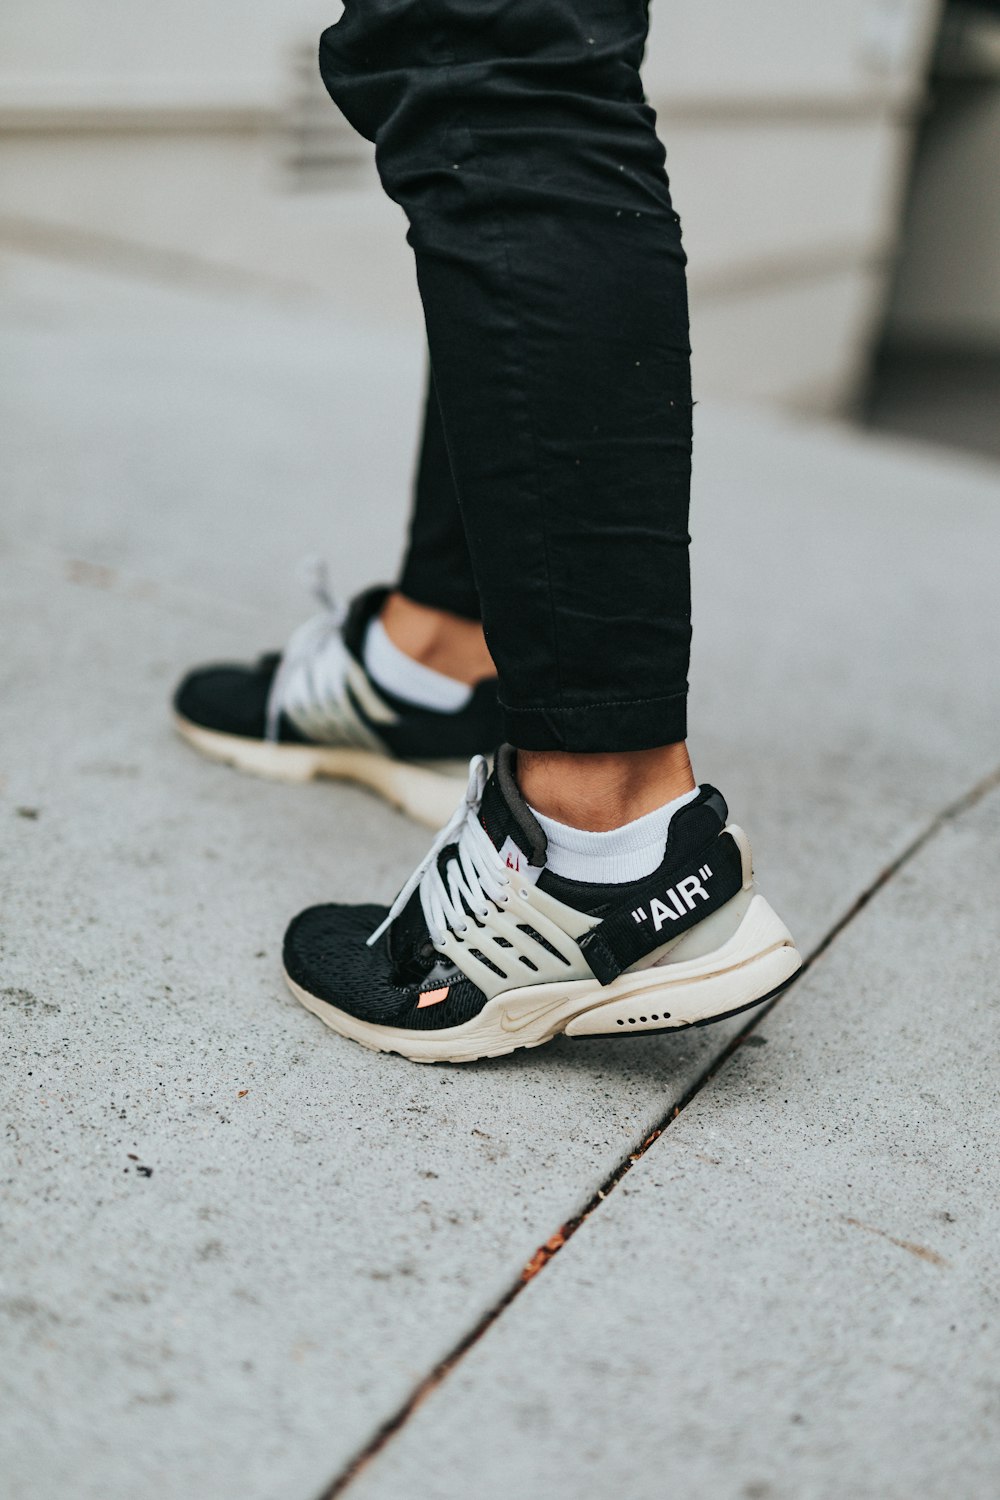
{"left": 385, "top": 884, "right": 432, "bottom": 973}
{"left": 387, "top": 746, "right": 546, "bottom": 976}
{"left": 478, "top": 744, "right": 548, "bottom": 875}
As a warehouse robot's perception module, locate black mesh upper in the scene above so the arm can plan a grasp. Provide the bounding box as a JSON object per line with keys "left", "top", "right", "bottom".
{"left": 283, "top": 902, "right": 489, "bottom": 1031}
{"left": 174, "top": 584, "right": 503, "bottom": 760}
{"left": 173, "top": 655, "right": 308, "bottom": 742}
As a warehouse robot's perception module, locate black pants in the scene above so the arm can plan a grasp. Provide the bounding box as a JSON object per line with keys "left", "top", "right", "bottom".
{"left": 321, "top": 0, "right": 693, "bottom": 752}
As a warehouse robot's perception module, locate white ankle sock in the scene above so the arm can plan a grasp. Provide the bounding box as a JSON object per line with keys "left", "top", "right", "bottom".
{"left": 363, "top": 618, "right": 473, "bottom": 713}
{"left": 530, "top": 787, "right": 700, "bottom": 884}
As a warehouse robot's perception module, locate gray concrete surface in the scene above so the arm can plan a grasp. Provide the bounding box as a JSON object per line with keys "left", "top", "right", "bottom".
{"left": 2, "top": 246, "right": 999, "bottom": 1499}
{"left": 349, "top": 781, "right": 1000, "bottom": 1500}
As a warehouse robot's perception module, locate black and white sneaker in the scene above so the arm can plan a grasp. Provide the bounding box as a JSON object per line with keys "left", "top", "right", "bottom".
{"left": 173, "top": 585, "right": 501, "bottom": 827}
{"left": 283, "top": 745, "right": 802, "bottom": 1063}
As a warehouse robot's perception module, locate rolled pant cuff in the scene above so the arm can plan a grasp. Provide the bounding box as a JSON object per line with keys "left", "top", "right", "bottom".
{"left": 501, "top": 691, "right": 688, "bottom": 753}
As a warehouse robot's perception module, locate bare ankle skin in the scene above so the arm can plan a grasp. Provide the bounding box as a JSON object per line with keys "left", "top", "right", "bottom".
{"left": 380, "top": 592, "right": 496, "bottom": 685}
{"left": 516, "top": 744, "right": 696, "bottom": 830}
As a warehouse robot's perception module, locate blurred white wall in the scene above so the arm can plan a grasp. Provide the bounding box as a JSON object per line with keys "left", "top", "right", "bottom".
{"left": 0, "top": 0, "right": 944, "bottom": 412}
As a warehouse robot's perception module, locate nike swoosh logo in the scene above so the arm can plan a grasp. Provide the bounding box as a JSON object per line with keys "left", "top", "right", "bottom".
{"left": 499, "top": 994, "right": 561, "bottom": 1034}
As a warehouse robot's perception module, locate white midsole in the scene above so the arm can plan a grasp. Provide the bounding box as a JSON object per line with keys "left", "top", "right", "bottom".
{"left": 173, "top": 713, "right": 468, "bottom": 828}
{"left": 285, "top": 892, "right": 802, "bottom": 1063}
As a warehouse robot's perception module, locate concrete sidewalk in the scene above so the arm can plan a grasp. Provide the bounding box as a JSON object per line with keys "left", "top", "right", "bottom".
{"left": 2, "top": 247, "right": 998, "bottom": 1500}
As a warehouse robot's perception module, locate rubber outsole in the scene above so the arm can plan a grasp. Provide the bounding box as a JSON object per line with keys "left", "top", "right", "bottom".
{"left": 283, "top": 926, "right": 803, "bottom": 1064}
{"left": 566, "top": 975, "right": 797, "bottom": 1040}
{"left": 173, "top": 712, "right": 467, "bottom": 828}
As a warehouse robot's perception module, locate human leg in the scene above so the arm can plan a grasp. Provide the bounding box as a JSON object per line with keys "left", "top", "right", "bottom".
{"left": 283, "top": 0, "right": 800, "bottom": 1060}
{"left": 320, "top": 0, "right": 693, "bottom": 761}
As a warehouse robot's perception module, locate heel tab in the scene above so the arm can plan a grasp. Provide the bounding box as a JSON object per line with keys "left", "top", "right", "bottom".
{"left": 700, "top": 785, "right": 729, "bottom": 825}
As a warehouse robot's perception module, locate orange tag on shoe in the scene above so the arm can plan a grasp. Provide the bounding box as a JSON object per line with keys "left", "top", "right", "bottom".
{"left": 417, "top": 986, "right": 449, "bottom": 1009}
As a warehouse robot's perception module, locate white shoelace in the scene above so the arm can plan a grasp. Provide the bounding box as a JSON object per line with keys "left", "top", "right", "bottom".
{"left": 367, "top": 755, "right": 514, "bottom": 950}
{"left": 264, "top": 561, "right": 350, "bottom": 743}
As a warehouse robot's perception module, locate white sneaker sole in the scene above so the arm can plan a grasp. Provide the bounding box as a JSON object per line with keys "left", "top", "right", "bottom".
{"left": 173, "top": 712, "right": 467, "bottom": 829}
{"left": 284, "top": 893, "right": 802, "bottom": 1064}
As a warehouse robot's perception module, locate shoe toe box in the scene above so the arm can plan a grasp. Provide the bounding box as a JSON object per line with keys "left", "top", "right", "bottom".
{"left": 173, "top": 656, "right": 292, "bottom": 739}
{"left": 282, "top": 902, "right": 487, "bottom": 1031}
{"left": 283, "top": 902, "right": 404, "bottom": 1017}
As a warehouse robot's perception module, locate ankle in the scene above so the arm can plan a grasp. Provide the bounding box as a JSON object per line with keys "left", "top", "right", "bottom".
{"left": 516, "top": 745, "right": 696, "bottom": 831}
{"left": 380, "top": 593, "right": 495, "bottom": 686}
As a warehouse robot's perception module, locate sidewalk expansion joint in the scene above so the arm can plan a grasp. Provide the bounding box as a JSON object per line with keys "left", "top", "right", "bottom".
{"left": 317, "top": 756, "right": 1000, "bottom": 1500}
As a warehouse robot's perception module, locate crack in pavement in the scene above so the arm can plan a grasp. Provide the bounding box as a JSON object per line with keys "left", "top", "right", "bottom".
{"left": 316, "top": 755, "right": 1000, "bottom": 1500}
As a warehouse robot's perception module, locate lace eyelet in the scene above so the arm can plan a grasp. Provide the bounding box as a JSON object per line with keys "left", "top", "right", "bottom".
{"left": 519, "top": 888, "right": 530, "bottom": 900}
